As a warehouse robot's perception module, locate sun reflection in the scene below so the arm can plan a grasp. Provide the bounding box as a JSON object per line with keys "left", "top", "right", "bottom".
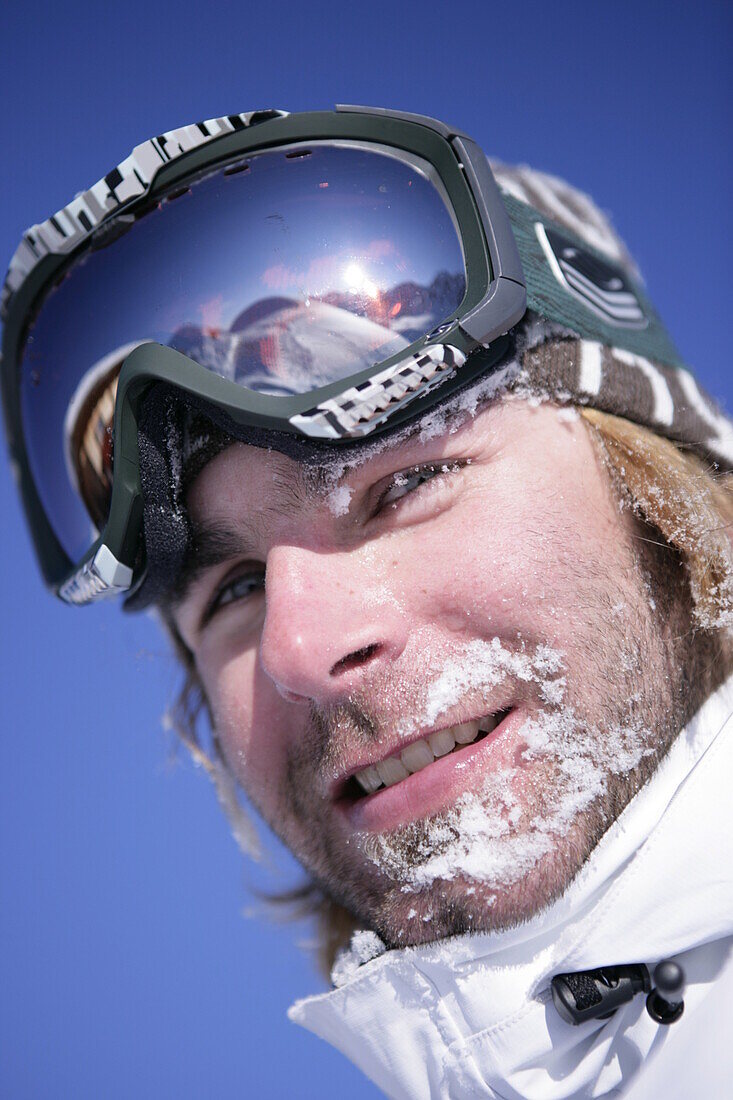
{"left": 343, "top": 262, "right": 379, "bottom": 298}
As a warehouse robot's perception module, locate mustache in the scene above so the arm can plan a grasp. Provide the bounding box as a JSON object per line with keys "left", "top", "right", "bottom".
{"left": 308, "top": 696, "right": 383, "bottom": 773}
{"left": 304, "top": 648, "right": 431, "bottom": 770}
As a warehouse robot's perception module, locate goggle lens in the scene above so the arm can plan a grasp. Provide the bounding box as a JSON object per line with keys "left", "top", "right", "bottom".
{"left": 20, "top": 140, "right": 467, "bottom": 561}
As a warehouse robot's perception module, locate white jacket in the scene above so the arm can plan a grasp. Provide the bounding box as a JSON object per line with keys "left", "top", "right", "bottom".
{"left": 290, "top": 674, "right": 733, "bottom": 1098}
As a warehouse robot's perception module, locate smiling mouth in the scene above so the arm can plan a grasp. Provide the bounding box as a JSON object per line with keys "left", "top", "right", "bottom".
{"left": 341, "top": 710, "right": 513, "bottom": 801}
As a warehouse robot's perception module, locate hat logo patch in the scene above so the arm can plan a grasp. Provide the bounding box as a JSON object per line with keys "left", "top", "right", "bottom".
{"left": 536, "top": 222, "right": 648, "bottom": 329}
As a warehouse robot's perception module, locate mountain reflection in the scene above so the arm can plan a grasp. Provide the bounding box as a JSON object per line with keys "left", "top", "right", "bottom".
{"left": 168, "top": 270, "right": 465, "bottom": 395}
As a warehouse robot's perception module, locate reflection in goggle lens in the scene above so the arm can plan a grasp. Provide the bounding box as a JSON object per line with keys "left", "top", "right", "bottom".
{"left": 64, "top": 352, "right": 122, "bottom": 535}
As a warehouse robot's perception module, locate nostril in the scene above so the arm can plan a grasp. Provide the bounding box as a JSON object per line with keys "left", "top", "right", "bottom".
{"left": 330, "top": 643, "right": 381, "bottom": 677}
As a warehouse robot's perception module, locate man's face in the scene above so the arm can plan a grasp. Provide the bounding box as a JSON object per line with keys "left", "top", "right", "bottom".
{"left": 171, "top": 398, "right": 688, "bottom": 945}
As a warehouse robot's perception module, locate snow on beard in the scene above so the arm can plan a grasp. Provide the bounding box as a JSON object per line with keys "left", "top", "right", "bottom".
{"left": 352, "top": 636, "right": 655, "bottom": 895}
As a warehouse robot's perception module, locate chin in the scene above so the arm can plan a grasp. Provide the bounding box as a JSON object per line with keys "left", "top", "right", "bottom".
{"left": 364, "top": 871, "right": 560, "bottom": 949}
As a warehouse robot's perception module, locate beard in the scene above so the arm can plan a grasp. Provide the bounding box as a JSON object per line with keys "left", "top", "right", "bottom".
{"left": 248, "top": 522, "right": 726, "bottom": 952}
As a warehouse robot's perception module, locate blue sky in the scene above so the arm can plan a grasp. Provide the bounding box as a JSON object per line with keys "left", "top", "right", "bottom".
{"left": 1, "top": 2, "right": 731, "bottom": 1097}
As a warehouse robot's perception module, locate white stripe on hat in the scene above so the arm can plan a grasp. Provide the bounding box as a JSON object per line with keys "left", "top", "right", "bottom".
{"left": 579, "top": 341, "right": 603, "bottom": 395}
{"left": 676, "top": 368, "right": 733, "bottom": 466}
{"left": 613, "top": 349, "right": 674, "bottom": 426}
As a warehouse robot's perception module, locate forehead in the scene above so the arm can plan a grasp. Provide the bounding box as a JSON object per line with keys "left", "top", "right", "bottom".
{"left": 187, "top": 442, "right": 327, "bottom": 522}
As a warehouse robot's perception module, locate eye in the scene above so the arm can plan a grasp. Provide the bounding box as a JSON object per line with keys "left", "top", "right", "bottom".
{"left": 204, "top": 567, "right": 265, "bottom": 624}
{"left": 377, "top": 461, "right": 463, "bottom": 512}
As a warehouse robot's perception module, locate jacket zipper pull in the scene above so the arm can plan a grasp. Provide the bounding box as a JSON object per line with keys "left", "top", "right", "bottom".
{"left": 551, "top": 959, "right": 685, "bottom": 1026}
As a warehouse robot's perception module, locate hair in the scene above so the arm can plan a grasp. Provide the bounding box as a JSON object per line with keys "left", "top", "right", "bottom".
{"left": 580, "top": 408, "right": 733, "bottom": 633}
{"left": 162, "top": 407, "right": 733, "bottom": 978}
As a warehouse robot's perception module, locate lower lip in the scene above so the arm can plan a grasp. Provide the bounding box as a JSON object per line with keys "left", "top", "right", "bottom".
{"left": 336, "top": 708, "right": 525, "bottom": 832}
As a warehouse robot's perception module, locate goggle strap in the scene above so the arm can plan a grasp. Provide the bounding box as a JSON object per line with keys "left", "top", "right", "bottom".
{"left": 1, "top": 109, "right": 290, "bottom": 320}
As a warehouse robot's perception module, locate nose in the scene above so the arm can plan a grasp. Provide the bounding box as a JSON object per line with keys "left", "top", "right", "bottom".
{"left": 259, "top": 543, "right": 407, "bottom": 703}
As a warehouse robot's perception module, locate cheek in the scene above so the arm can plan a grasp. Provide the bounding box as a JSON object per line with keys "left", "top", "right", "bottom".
{"left": 392, "top": 444, "right": 625, "bottom": 650}
{"left": 198, "top": 646, "right": 290, "bottom": 807}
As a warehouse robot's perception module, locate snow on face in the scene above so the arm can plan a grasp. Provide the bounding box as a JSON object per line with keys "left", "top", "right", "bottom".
{"left": 418, "top": 637, "right": 564, "bottom": 732}
{"left": 326, "top": 484, "right": 354, "bottom": 517}
{"left": 358, "top": 638, "right": 654, "bottom": 897}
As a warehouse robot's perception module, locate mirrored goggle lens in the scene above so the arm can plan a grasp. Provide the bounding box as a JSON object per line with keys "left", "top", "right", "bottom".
{"left": 20, "top": 140, "right": 467, "bottom": 564}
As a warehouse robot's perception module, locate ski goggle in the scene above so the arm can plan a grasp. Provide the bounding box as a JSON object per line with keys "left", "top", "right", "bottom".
{"left": 0, "top": 105, "right": 680, "bottom": 605}
{"left": 1, "top": 106, "right": 529, "bottom": 604}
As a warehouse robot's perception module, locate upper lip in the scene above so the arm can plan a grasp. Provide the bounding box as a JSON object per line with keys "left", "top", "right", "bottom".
{"left": 329, "top": 700, "right": 513, "bottom": 800}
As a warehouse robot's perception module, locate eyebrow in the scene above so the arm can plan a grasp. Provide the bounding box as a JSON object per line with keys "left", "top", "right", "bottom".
{"left": 167, "top": 523, "right": 255, "bottom": 609}
{"left": 167, "top": 459, "right": 328, "bottom": 608}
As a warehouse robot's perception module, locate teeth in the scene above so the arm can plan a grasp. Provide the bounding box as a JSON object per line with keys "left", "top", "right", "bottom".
{"left": 354, "top": 764, "right": 382, "bottom": 794}
{"left": 353, "top": 712, "right": 505, "bottom": 795}
{"left": 400, "top": 739, "right": 434, "bottom": 773}
{"left": 428, "top": 728, "right": 456, "bottom": 757}
{"left": 375, "top": 756, "right": 409, "bottom": 787}
{"left": 452, "top": 720, "right": 480, "bottom": 744}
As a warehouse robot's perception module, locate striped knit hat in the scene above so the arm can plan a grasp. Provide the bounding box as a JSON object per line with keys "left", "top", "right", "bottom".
{"left": 491, "top": 160, "right": 733, "bottom": 471}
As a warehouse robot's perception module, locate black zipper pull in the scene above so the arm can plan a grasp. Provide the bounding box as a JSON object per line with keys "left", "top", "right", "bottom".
{"left": 646, "top": 960, "right": 685, "bottom": 1024}
{"left": 551, "top": 959, "right": 686, "bottom": 1026}
{"left": 551, "top": 964, "right": 650, "bottom": 1025}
